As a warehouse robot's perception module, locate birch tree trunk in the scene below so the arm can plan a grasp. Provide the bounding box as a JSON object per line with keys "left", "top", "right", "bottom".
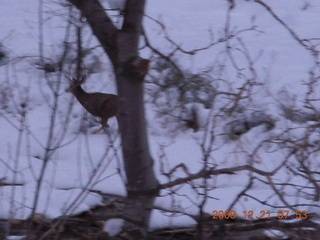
{"left": 67, "top": 0, "right": 159, "bottom": 237}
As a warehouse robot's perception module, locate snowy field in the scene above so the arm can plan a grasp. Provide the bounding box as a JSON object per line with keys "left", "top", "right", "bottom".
{"left": 0, "top": 0, "right": 319, "bottom": 237}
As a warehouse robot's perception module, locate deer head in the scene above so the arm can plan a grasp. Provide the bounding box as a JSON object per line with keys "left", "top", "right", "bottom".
{"left": 65, "top": 76, "right": 87, "bottom": 93}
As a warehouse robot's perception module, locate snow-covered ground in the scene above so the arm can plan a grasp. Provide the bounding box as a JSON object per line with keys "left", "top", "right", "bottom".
{"left": 0, "top": 0, "right": 319, "bottom": 236}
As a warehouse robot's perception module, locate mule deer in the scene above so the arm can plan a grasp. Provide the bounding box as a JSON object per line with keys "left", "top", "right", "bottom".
{"left": 66, "top": 77, "right": 118, "bottom": 133}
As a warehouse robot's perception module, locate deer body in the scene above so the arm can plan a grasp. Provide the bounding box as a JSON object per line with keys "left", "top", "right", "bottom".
{"left": 66, "top": 80, "right": 118, "bottom": 132}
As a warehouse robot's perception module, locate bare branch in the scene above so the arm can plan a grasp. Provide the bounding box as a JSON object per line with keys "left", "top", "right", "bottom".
{"left": 160, "top": 165, "right": 272, "bottom": 189}
{"left": 254, "top": 0, "right": 316, "bottom": 54}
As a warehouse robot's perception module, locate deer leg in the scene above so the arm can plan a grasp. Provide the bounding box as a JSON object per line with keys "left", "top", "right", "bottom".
{"left": 101, "top": 117, "right": 109, "bottom": 128}
{"left": 92, "top": 118, "right": 109, "bottom": 134}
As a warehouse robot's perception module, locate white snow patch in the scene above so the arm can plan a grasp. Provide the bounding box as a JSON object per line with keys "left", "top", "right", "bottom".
{"left": 104, "top": 218, "right": 124, "bottom": 236}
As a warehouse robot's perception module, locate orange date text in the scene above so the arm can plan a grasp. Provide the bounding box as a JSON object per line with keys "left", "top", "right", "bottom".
{"left": 212, "top": 210, "right": 308, "bottom": 220}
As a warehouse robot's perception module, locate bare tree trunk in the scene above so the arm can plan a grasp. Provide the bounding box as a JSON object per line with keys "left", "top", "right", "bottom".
{"left": 67, "top": 0, "right": 159, "bottom": 237}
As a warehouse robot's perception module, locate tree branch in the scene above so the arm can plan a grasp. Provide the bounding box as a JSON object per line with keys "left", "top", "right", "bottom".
{"left": 160, "top": 165, "right": 273, "bottom": 189}
{"left": 254, "top": 0, "right": 314, "bottom": 53}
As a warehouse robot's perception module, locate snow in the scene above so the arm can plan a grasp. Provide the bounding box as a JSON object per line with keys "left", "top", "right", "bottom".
{"left": 264, "top": 229, "right": 288, "bottom": 239}
{"left": 0, "top": 0, "right": 319, "bottom": 236}
{"left": 104, "top": 218, "right": 125, "bottom": 236}
{"left": 150, "top": 209, "right": 196, "bottom": 230}
{"left": 6, "top": 236, "right": 26, "bottom": 240}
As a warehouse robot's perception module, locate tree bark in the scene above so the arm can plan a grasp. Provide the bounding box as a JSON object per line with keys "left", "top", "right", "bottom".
{"left": 68, "top": 0, "right": 159, "bottom": 237}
